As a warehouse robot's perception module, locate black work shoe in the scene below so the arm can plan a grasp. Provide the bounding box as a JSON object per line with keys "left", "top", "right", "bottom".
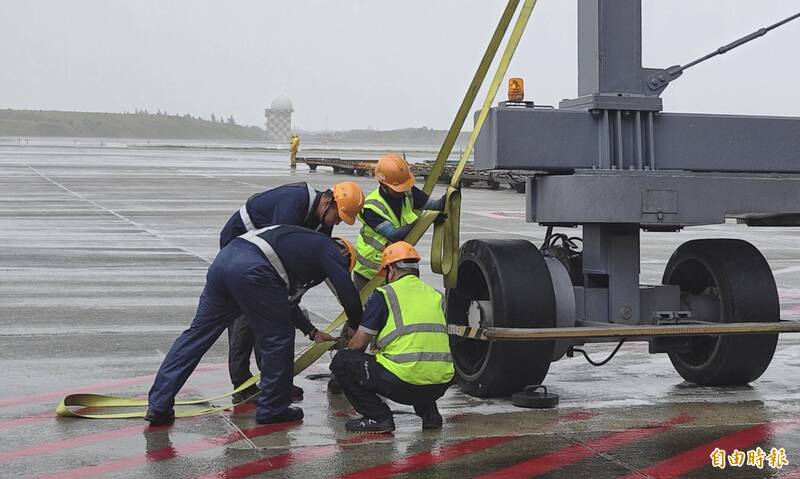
{"left": 232, "top": 384, "right": 260, "bottom": 404}
{"left": 256, "top": 407, "right": 304, "bottom": 424}
{"left": 144, "top": 408, "right": 175, "bottom": 425}
{"left": 291, "top": 385, "right": 304, "bottom": 402}
{"left": 345, "top": 416, "right": 395, "bottom": 433}
{"left": 420, "top": 404, "right": 443, "bottom": 430}
{"left": 327, "top": 375, "right": 342, "bottom": 395}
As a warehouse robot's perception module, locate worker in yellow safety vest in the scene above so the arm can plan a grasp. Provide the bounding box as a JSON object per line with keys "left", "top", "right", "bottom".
{"left": 289, "top": 133, "right": 300, "bottom": 170}
{"left": 330, "top": 241, "right": 454, "bottom": 433}
{"left": 352, "top": 154, "right": 446, "bottom": 291}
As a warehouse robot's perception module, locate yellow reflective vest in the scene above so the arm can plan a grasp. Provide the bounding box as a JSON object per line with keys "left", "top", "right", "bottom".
{"left": 374, "top": 275, "right": 454, "bottom": 386}
{"left": 354, "top": 188, "right": 418, "bottom": 280}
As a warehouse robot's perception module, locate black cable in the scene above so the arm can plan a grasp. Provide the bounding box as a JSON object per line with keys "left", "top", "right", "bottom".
{"left": 572, "top": 339, "right": 625, "bottom": 367}
{"left": 542, "top": 225, "right": 553, "bottom": 250}
{"left": 506, "top": 172, "right": 526, "bottom": 183}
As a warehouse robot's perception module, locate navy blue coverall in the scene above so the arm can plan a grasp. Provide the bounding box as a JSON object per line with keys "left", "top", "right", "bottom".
{"left": 148, "top": 225, "right": 362, "bottom": 420}
{"left": 219, "top": 181, "right": 332, "bottom": 249}
{"left": 219, "top": 182, "right": 334, "bottom": 388}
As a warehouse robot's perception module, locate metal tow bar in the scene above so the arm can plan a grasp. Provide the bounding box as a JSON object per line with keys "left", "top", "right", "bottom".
{"left": 448, "top": 321, "right": 800, "bottom": 341}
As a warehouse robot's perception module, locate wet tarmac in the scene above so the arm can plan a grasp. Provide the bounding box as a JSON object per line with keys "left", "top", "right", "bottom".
{"left": 1, "top": 139, "right": 799, "bottom": 478}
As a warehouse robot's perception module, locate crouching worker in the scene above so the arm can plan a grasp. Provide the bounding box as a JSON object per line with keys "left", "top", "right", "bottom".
{"left": 146, "top": 225, "right": 363, "bottom": 425}
{"left": 331, "top": 241, "right": 453, "bottom": 433}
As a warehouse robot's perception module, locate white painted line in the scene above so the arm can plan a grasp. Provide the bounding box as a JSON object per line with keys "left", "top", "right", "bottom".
{"left": 28, "top": 166, "right": 214, "bottom": 264}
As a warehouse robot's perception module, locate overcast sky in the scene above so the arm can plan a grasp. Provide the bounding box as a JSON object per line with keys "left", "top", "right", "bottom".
{"left": 1, "top": 1, "right": 799, "bottom": 130}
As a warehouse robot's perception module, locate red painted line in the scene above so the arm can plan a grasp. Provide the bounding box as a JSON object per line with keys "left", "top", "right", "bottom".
{"left": 0, "top": 362, "right": 226, "bottom": 408}
{"left": 478, "top": 415, "right": 694, "bottom": 479}
{"left": 620, "top": 420, "right": 800, "bottom": 479}
{"left": 339, "top": 410, "right": 599, "bottom": 479}
{"left": 0, "top": 403, "right": 257, "bottom": 463}
{"left": 333, "top": 409, "right": 358, "bottom": 418}
{"left": 341, "top": 435, "right": 517, "bottom": 479}
{"left": 781, "top": 467, "right": 800, "bottom": 478}
{"left": 0, "top": 423, "right": 168, "bottom": 462}
{"left": 35, "top": 421, "right": 299, "bottom": 479}
{"left": 195, "top": 433, "right": 387, "bottom": 479}
{"left": 558, "top": 410, "right": 599, "bottom": 422}
{"left": 0, "top": 413, "right": 51, "bottom": 431}
{"left": 195, "top": 445, "right": 337, "bottom": 479}
{"left": 0, "top": 376, "right": 235, "bottom": 438}
{"left": 0, "top": 376, "right": 235, "bottom": 433}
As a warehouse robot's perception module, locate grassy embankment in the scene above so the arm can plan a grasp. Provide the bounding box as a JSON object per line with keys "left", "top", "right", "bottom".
{"left": 0, "top": 109, "right": 264, "bottom": 140}
{"left": 0, "top": 108, "right": 470, "bottom": 146}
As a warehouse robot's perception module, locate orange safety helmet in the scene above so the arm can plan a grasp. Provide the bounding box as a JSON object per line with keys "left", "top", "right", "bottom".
{"left": 378, "top": 241, "right": 421, "bottom": 276}
{"left": 374, "top": 154, "right": 415, "bottom": 193}
{"left": 333, "top": 237, "right": 357, "bottom": 272}
{"left": 332, "top": 181, "right": 365, "bottom": 225}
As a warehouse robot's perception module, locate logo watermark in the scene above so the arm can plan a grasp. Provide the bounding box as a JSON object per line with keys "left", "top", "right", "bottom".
{"left": 710, "top": 447, "right": 789, "bottom": 470}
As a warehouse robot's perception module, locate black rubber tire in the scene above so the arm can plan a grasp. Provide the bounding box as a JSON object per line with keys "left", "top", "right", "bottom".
{"left": 662, "top": 239, "right": 779, "bottom": 386}
{"left": 446, "top": 239, "right": 556, "bottom": 397}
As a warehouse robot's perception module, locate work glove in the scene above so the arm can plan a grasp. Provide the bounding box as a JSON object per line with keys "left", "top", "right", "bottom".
{"left": 434, "top": 212, "right": 448, "bottom": 225}
{"left": 425, "top": 194, "right": 447, "bottom": 211}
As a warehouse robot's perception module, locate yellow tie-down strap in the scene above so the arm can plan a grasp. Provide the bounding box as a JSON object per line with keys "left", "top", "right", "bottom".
{"left": 55, "top": 373, "right": 267, "bottom": 419}
{"left": 56, "top": 0, "right": 538, "bottom": 419}
{"left": 295, "top": 0, "right": 537, "bottom": 379}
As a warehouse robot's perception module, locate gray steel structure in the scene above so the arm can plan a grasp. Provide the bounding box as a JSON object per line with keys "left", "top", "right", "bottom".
{"left": 474, "top": 0, "right": 800, "bottom": 329}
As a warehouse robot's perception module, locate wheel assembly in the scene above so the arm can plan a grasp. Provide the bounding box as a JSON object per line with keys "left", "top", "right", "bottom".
{"left": 446, "top": 239, "right": 556, "bottom": 397}
{"left": 662, "top": 239, "right": 779, "bottom": 386}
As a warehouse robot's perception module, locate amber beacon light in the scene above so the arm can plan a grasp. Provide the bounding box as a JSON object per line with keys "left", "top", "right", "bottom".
{"left": 508, "top": 77, "right": 524, "bottom": 102}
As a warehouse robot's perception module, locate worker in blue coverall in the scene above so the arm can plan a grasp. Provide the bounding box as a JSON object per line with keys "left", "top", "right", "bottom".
{"left": 219, "top": 181, "right": 364, "bottom": 403}
{"left": 145, "top": 225, "right": 363, "bottom": 425}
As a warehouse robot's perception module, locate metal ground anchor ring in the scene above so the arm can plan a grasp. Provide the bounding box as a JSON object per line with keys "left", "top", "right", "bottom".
{"left": 511, "top": 385, "right": 559, "bottom": 409}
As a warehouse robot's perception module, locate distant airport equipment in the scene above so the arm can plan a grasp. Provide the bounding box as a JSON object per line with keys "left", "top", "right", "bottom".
{"left": 295, "top": 156, "right": 529, "bottom": 192}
